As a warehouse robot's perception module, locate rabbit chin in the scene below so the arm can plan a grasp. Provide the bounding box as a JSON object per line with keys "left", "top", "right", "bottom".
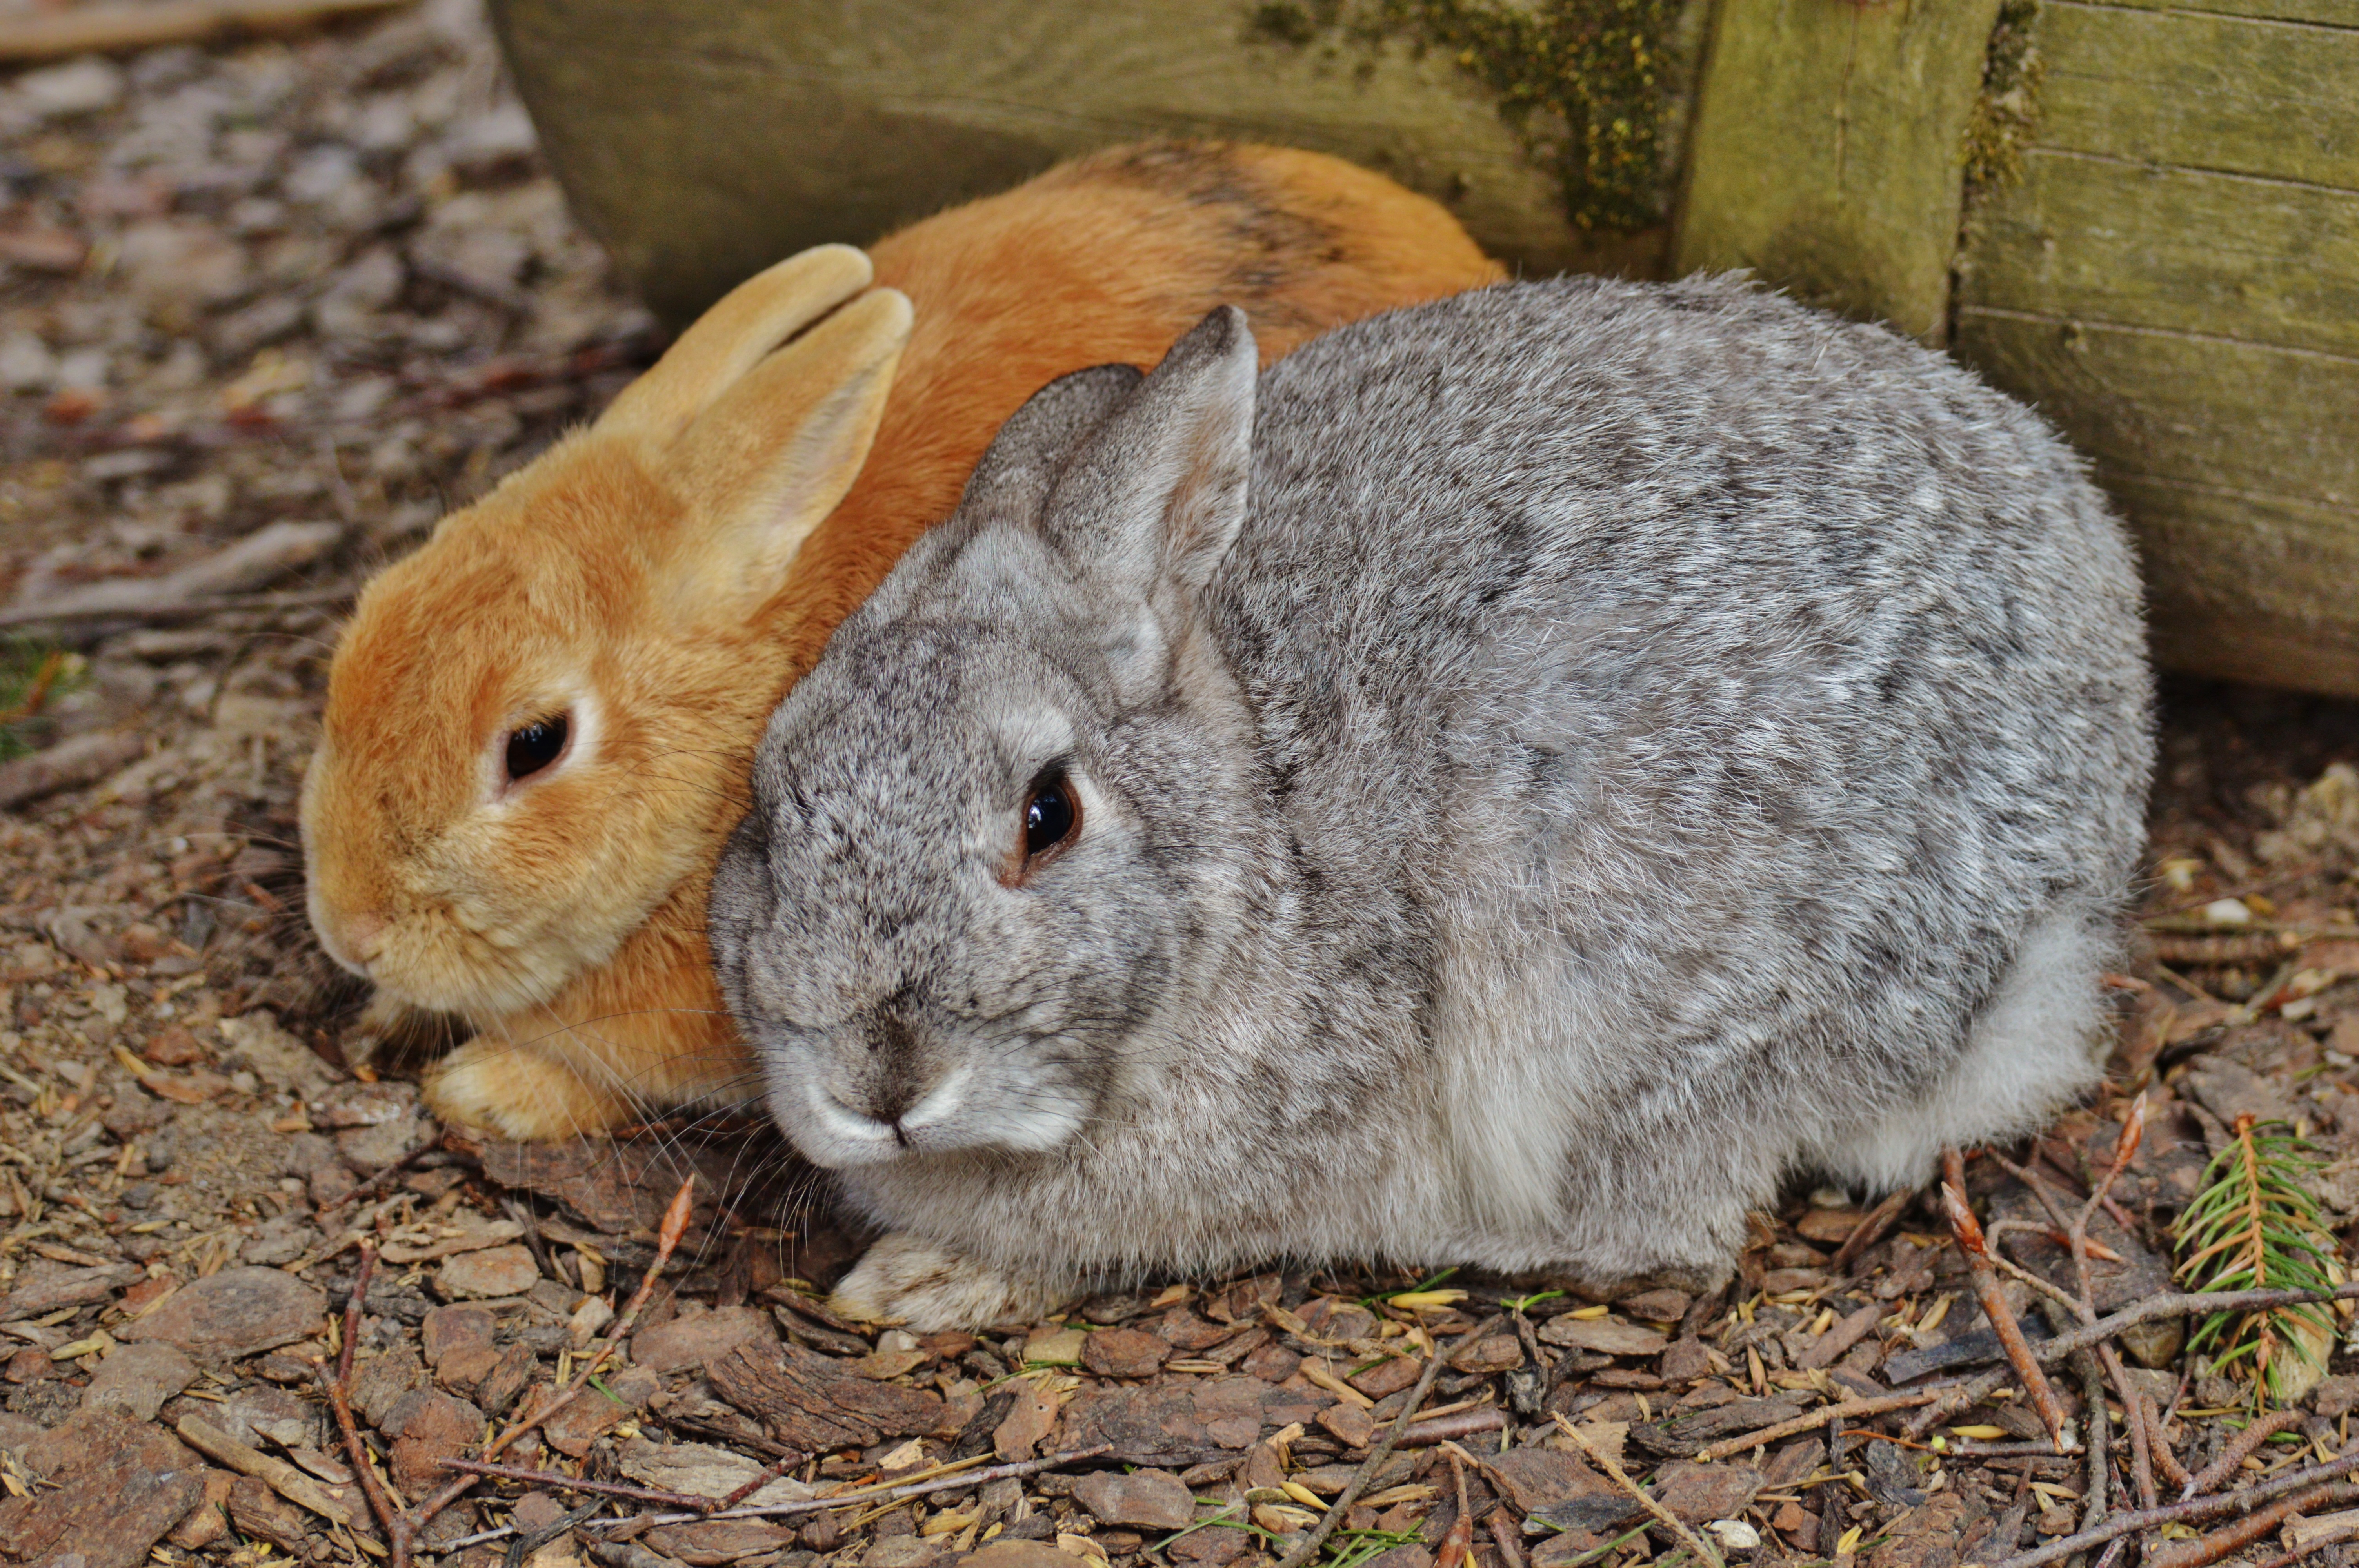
{"left": 768, "top": 1064, "right": 1087, "bottom": 1170}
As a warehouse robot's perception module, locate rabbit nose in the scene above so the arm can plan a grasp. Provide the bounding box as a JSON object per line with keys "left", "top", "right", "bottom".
{"left": 341, "top": 912, "right": 388, "bottom": 963}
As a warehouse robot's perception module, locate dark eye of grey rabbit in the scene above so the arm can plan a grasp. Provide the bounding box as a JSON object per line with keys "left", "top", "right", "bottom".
{"left": 1020, "top": 770, "right": 1078, "bottom": 867}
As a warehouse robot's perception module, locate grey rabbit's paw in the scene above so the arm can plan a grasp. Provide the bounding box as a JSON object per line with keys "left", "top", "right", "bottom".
{"left": 828, "top": 1234, "right": 1070, "bottom": 1332}
{"left": 714, "top": 274, "right": 2153, "bottom": 1326}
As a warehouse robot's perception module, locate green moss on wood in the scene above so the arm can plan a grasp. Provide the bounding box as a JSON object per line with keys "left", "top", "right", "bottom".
{"left": 1961, "top": 0, "right": 2045, "bottom": 206}
{"left": 1245, "top": 0, "right": 1684, "bottom": 233}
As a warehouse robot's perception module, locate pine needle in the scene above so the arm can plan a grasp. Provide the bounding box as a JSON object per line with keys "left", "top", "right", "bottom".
{"left": 2173, "top": 1112, "right": 2337, "bottom": 1406}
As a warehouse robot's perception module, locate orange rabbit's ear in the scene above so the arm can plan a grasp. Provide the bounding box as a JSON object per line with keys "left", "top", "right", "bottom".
{"left": 658, "top": 285, "right": 913, "bottom": 620}
{"left": 596, "top": 244, "right": 875, "bottom": 445}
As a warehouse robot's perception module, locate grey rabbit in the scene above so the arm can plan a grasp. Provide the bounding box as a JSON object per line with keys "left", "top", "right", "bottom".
{"left": 709, "top": 276, "right": 2154, "bottom": 1330}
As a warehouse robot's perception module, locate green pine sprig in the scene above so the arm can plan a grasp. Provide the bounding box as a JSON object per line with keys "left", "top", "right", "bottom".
{"left": 2174, "top": 1112, "right": 2338, "bottom": 1406}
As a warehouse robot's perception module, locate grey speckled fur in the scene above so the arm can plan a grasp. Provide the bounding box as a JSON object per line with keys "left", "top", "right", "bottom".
{"left": 709, "top": 276, "right": 2155, "bottom": 1330}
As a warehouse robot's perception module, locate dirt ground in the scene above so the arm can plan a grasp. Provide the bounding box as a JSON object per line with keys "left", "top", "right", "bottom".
{"left": 0, "top": 5, "right": 2352, "bottom": 1568}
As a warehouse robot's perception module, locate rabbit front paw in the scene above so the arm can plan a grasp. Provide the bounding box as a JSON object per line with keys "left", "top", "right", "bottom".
{"left": 829, "top": 1234, "right": 1067, "bottom": 1330}
{"left": 423, "top": 1042, "right": 630, "bottom": 1142}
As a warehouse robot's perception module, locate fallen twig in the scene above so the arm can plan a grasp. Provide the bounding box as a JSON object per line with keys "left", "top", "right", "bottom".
{"left": 1554, "top": 1413, "right": 1722, "bottom": 1568}
{"left": 573, "top": 1446, "right": 1115, "bottom": 1530}
{"left": 1690, "top": 1390, "right": 1940, "bottom": 1463}
{"left": 1943, "top": 1151, "right": 2074, "bottom": 1452}
{"left": 2037, "top": 1284, "right": 2359, "bottom": 1367}
{"left": 0, "top": 0, "right": 407, "bottom": 60}
{"left": 1398, "top": 1408, "right": 1508, "bottom": 1448}
{"left": 2148, "top": 1391, "right": 2193, "bottom": 1491}
{"left": 1271, "top": 1316, "right": 1497, "bottom": 1568}
{"left": 437, "top": 1460, "right": 713, "bottom": 1511}
{"left": 2181, "top": 1408, "right": 2307, "bottom": 1501}
{"left": 176, "top": 1412, "right": 378, "bottom": 1548}
{"left": 318, "top": 1242, "right": 404, "bottom": 1557}
{"left": 1990, "top": 1447, "right": 2359, "bottom": 1568}
{"left": 2147, "top": 1481, "right": 2359, "bottom": 1568}
{"left": 505, "top": 1498, "right": 605, "bottom": 1568}
{"left": 410, "top": 1175, "right": 697, "bottom": 1537}
{"left": 1830, "top": 1183, "right": 1922, "bottom": 1276}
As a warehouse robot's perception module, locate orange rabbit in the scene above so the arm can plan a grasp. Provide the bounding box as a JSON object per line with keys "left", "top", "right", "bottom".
{"left": 301, "top": 142, "right": 1503, "bottom": 1140}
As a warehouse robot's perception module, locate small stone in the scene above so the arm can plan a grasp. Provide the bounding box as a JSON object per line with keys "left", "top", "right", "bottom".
{"left": 1083, "top": 1327, "right": 1172, "bottom": 1379}
{"left": 1616, "top": 1289, "right": 1693, "bottom": 1323}
{"left": 994, "top": 1381, "right": 1057, "bottom": 1461}
{"left": 388, "top": 1390, "right": 484, "bottom": 1498}
{"left": 122, "top": 1267, "right": 325, "bottom": 1361}
{"left": 142, "top": 1025, "right": 204, "bottom": 1066}
{"left": 4, "top": 1350, "right": 49, "bottom": 1385}
{"left": 1316, "top": 1400, "right": 1376, "bottom": 1448}
{"left": 1659, "top": 1338, "right": 1711, "bottom": 1383}
{"left": 1347, "top": 1356, "right": 1422, "bottom": 1399}
{"left": 2314, "top": 1374, "right": 2359, "bottom": 1418}
{"left": 226, "top": 1473, "right": 310, "bottom": 1552}
{"left": 355, "top": 1342, "right": 428, "bottom": 1429}
{"left": 1539, "top": 1318, "right": 1667, "bottom": 1357}
{"left": 239, "top": 1213, "right": 318, "bottom": 1268}
{"left": 1797, "top": 1209, "right": 1864, "bottom": 1245}
{"left": 1073, "top": 1467, "right": 1196, "bottom": 1531}
{"left": 545, "top": 1364, "right": 656, "bottom": 1457}
{"left": 1650, "top": 1461, "right": 1763, "bottom": 1525}
{"left": 645, "top": 1519, "right": 798, "bottom": 1564}
{"left": 475, "top": 1342, "right": 536, "bottom": 1417}
{"left": 81, "top": 1342, "right": 198, "bottom": 1422}
{"left": 1448, "top": 1334, "right": 1523, "bottom": 1374}
{"left": 421, "top": 1304, "right": 497, "bottom": 1368}
{"left": 0, "top": 1408, "right": 205, "bottom": 1568}
{"left": 436, "top": 1244, "right": 541, "bottom": 1300}
{"left": 630, "top": 1303, "right": 777, "bottom": 1375}
{"left": 165, "top": 1470, "right": 236, "bottom": 1550}
{"left": 958, "top": 1544, "right": 1083, "bottom": 1568}
{"left": 1484, "top": 1448, "right": 1612, "bottom": 1514}
{"left": 568, "top": 1293, "right": 616, "bottom": 1348}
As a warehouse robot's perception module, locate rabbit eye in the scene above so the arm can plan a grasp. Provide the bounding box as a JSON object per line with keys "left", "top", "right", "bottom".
{"left": 505, "top": 714, "right": 569, "bottom": 781}
{"left": 1021, "top": 771, "right": 1080, "bottom": 864}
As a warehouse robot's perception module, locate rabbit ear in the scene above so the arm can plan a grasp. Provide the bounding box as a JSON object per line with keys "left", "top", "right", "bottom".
{"left": 597, "top": 245, "right": 875, "bottom": 445}
{"left": 957, "top": 363, "right": 1144, "bottom": 521}
{"left": 658, "top": 286, "right": 913, "bottom": 617}
{"left": 1044, "top": 306, "right": 1256, "bottom": 610}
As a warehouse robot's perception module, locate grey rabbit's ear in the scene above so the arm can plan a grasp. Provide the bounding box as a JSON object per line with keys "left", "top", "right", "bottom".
{"left": 1043, "top": 306, "right": 1257, "bottom": 609}
{"left": 958, "top": 362, "right": 1145, "bottom": 520}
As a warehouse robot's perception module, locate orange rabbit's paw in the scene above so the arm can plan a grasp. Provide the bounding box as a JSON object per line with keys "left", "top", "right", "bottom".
{"left": 828, "top": 1234, "right": 1067, "bottom": 1331}
{"left": 423, "top": 1043, "right": 629, "bottom": 1142}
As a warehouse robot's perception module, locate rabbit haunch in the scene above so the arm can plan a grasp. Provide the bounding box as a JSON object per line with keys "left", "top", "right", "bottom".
{"left": 712, "top": 276, "right": 2154, "bottom": 1331}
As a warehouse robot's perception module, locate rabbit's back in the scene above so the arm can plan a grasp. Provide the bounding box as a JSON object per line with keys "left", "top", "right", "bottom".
{"left": 1214, "top": 275, "right": 2150, "bottom": 1167}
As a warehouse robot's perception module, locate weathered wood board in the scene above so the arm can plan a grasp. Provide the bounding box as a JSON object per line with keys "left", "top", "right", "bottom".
{"left": 489, "top": 0, "right": 2359, "bottom": 695}
{"left": 488, "top": 0, "right": 1701, "bottom": 326}
{"left": 1950, "top": 0, "right": 2359, "bottom": 693}
{"left": 1672, "top": 0, "right": 2004, "bottom": 343}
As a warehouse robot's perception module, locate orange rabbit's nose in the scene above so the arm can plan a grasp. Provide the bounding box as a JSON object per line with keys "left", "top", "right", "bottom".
{"left": 340, "top": 913, "right": 388, "bottom": 963}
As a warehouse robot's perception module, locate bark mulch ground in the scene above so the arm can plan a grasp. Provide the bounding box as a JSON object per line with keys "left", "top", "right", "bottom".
{"left": 0, "top": 5, "right": 2353, "bottom": 1568}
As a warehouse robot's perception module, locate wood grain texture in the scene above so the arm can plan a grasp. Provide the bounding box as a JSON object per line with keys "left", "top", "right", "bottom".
{"left": 1672, "top": 0, "right": 2003, "bottom": 342}
{"left": 2032, "top": 0, "right": 2358, "bottom": 186}
{"left": 1951, "top": 0, "right": 2359, "bottom": 693}
{"left": 2045, "top": 0, "right": 2357, "bottom": 31}
{"left": 489, "top": 0, "right": 1677, "bottom": 323}
{"left": 1957, "top": 152, "right": 2359, "bottom": 358}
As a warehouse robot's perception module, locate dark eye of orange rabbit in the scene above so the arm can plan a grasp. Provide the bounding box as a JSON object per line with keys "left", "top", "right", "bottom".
{"left": 1021, "top": 771, "right": 1078, "bottom": 867}
{"left": 506, "top": 715, "right": 569, "bottom": 782}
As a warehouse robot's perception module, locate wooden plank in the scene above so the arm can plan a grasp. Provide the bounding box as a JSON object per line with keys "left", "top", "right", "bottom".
{"left": 491, "top": 0, "right": 1683, "bottom": 324}
{"left": 1957, "top": 150, "right": 2359, "bottom": 357}
{"left": 1954, "top": 309, "right": 2356, "bottom": 512}
{"left": 1954, "top": 309, "right": 2359, "bottom": 686}
{"left": 2043, "top": 0, "right": 2358, "bottom": 33}
{"left": 1672, "top": 0, "right": 2002, "bottom": 342}
{"left": 2030, "top": 1, "right": 2359, "bottom": 186}
{"left": 2111, "top": 478, "right": 2359, "bottom": 695}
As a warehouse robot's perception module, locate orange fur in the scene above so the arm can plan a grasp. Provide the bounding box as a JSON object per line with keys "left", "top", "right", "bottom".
{"left": 302, "top": 142, "right": 1502, "bottom": 1140}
